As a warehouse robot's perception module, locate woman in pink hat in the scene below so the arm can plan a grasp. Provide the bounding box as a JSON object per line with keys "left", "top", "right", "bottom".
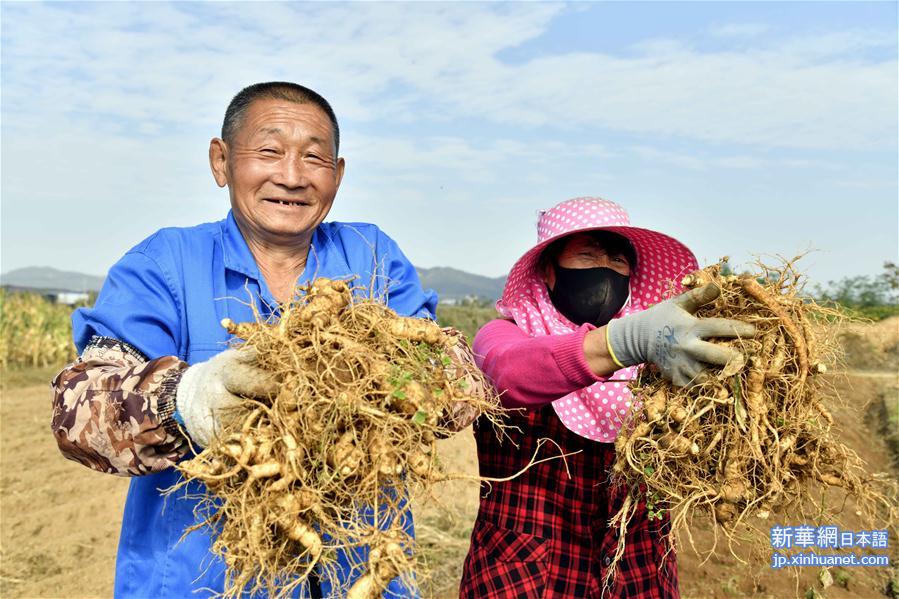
{"left": 459, "top": 197, "right": 755, "bottom": 598}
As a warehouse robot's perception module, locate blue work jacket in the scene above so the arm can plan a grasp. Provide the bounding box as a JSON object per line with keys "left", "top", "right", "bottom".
{"left": 72, "top": 211, "right": 437, "bottom": 598}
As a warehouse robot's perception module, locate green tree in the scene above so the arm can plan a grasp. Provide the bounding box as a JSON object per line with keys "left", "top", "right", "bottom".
{"left": 813, "top": 261, "right": 899, "bottom": 319}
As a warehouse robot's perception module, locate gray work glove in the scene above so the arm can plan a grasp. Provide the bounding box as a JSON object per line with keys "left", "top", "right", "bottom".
{"left": 176, "top": 347, "right": 279, "bottom": 447}
{"left": 606, "top": 283, "right": 756, "bottom": 387}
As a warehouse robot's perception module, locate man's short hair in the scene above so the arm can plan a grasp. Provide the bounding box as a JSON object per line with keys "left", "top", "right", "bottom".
{"left": 221, "top": 82, "right": 340, "bottom": 153}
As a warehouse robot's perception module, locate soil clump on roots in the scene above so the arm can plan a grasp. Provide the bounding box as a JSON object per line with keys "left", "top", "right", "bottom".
{"left": 610, "top": 261, "right": 897, "bottom": 580}
{"left": 172, "top": 278, "right": 503, "bottom": 598}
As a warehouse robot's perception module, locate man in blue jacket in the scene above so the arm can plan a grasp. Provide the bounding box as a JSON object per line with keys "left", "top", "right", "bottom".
{"left": 51, "top": 82, "right": 438, "bottom": 597}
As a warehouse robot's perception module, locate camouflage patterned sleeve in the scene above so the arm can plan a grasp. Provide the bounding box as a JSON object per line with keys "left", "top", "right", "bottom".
{"left": 50, "top": 336, "right": 191, "bottom": 476}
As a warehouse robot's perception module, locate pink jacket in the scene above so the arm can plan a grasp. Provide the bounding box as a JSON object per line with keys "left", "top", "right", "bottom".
{"left": 472, "top": 318, "right": 607, "bottom": 409}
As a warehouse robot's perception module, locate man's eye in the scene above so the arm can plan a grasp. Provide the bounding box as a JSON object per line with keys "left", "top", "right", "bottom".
{"left": 260, "top": 148, "right": 279, "bottom": 154}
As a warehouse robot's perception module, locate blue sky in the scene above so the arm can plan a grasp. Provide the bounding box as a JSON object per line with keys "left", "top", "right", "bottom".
{"left": 2, "top": 2, "right": 897, "bottom": 288}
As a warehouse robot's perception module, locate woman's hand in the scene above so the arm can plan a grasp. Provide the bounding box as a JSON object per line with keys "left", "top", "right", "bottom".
{"left": 587, "top": 284, "right": 756, "bottom": 387}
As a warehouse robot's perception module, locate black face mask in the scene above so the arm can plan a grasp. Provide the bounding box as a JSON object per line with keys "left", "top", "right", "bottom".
{"left": 548, "top": 265, "right": 630, "bottom": 327}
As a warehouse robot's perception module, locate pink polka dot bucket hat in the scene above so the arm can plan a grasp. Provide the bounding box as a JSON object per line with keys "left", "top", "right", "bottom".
{"left": 496, "top": 196, "right": 698, "bottom": 442}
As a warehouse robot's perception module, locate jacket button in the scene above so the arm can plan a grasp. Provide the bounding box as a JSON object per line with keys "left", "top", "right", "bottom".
{"left": 603, "top": 555, "right": 612, "bottom": 566}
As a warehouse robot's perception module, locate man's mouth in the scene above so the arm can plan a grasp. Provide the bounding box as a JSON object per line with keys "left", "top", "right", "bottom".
{"left": 264, "top": 198, "right": 311, "bottom": 207}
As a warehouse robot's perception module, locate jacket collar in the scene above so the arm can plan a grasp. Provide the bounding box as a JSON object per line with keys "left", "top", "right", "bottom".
{"left": 221, "top": 210, "right": 261, "bottom": 280}
{"left": 220, "top": 210, "right": 353, "bottom": 288}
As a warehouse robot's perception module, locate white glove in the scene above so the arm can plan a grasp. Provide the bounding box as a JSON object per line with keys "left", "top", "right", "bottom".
{"left": 607, "top": 283, "right": 756, "bottom": 387}
{"left": 176, "top": 348, "right": 279, "bottom": 447}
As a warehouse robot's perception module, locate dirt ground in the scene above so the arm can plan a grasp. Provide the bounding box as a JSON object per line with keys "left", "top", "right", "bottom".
{"left": 0, "top": 373, "right": 128, "bottom": 598}
{"left": 838, "top": 317, "right": 899, "bottom": 373}
{"left": 1, "top": 326, "right": 897, "bottom": 598}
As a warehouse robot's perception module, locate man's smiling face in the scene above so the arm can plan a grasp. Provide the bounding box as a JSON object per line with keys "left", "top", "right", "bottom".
{"left": 211, "top": 97, "right": 345, "bottom": 244}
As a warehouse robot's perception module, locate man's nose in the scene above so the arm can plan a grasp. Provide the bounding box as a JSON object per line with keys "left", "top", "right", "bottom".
{"left": 272, "top": 154, "right": 309, "bottom": 189}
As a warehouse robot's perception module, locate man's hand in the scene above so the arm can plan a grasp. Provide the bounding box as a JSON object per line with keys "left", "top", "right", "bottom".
{"left": 606, "top": 283, "right": 756, "bottom": 387}
{"left": 439, "top": 328, "right": 493, "bottom": 433}
{"left": 176, "top": 347, "right": 279, "bottom": 447}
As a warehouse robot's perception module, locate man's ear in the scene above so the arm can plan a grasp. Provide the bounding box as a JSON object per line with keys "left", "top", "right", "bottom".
{"left": 334, "top": 157, "right": 346, "bottom": 189}
{"left": 209, "top": 138, "right": 229, "bottom": 188}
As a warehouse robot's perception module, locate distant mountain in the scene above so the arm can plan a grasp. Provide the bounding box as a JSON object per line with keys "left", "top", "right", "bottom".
{"left": 0, "top": 267, "right": 105, "bottom": 292}
{"left": 2, "top": 265, "right": 506, "bottom": 301}
{"left": 416, "top": 266, "right": 506, "bottom": 301}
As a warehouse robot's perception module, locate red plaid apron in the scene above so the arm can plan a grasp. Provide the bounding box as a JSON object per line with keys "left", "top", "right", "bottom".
{"left": 459, "top": 405, "right": 679, "bottom": 598}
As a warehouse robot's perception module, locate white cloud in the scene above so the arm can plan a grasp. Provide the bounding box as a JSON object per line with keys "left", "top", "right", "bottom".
{"left": 1, "top": 3, "right": 896, "bottom": 284}
{"left": 630, "top": 146, "right": 707, "bottom": 170}
{"left": 627, "top": 145, "right": 805, "bottom": 171}
{"left": 2, "top": 4, "right": 895, "bottom": 150}
{"left": 344, "top": 134, "right": 609, "bottom": 182}
{"left": 709, "top": 23, "right": 770, "bottom": 38}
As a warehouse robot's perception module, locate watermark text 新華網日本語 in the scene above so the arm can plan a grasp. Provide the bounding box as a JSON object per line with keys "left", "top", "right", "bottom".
{"left": 769, "top": 525, "right": 891, "bottom": 569}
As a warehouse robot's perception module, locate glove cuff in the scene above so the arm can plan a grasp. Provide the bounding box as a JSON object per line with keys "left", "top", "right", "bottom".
{"left": 176, "top": 361, "right": 213, "bottom": 447}
{"left": 159, "top": 368, "right": 187, "bottom": 437}
{"left": 604, "top": 326, "right": 627, "bottom": 369}
{"left": 606, "top": 315, "right": 646, "bottom": 367}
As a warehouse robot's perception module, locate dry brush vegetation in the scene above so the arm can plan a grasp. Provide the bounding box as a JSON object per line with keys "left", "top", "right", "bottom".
{"left": 2, "top": 267, "right": 897, "bottom": 598}
{"left": 170, "top": 278, "right": 504, "bottom": 598}
{"left": 0, "top": 290, "right": 77, "bottom": 369}
{"left": 610, "top": 262, "right": 898, "bottom": 585}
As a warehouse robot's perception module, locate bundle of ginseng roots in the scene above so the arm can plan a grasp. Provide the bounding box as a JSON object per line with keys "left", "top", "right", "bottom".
{"left": 172, "top": 278, "right": 502, "bottom": 599}
{"left": 609, "top": 261, "right": 896, "bottom": 576}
